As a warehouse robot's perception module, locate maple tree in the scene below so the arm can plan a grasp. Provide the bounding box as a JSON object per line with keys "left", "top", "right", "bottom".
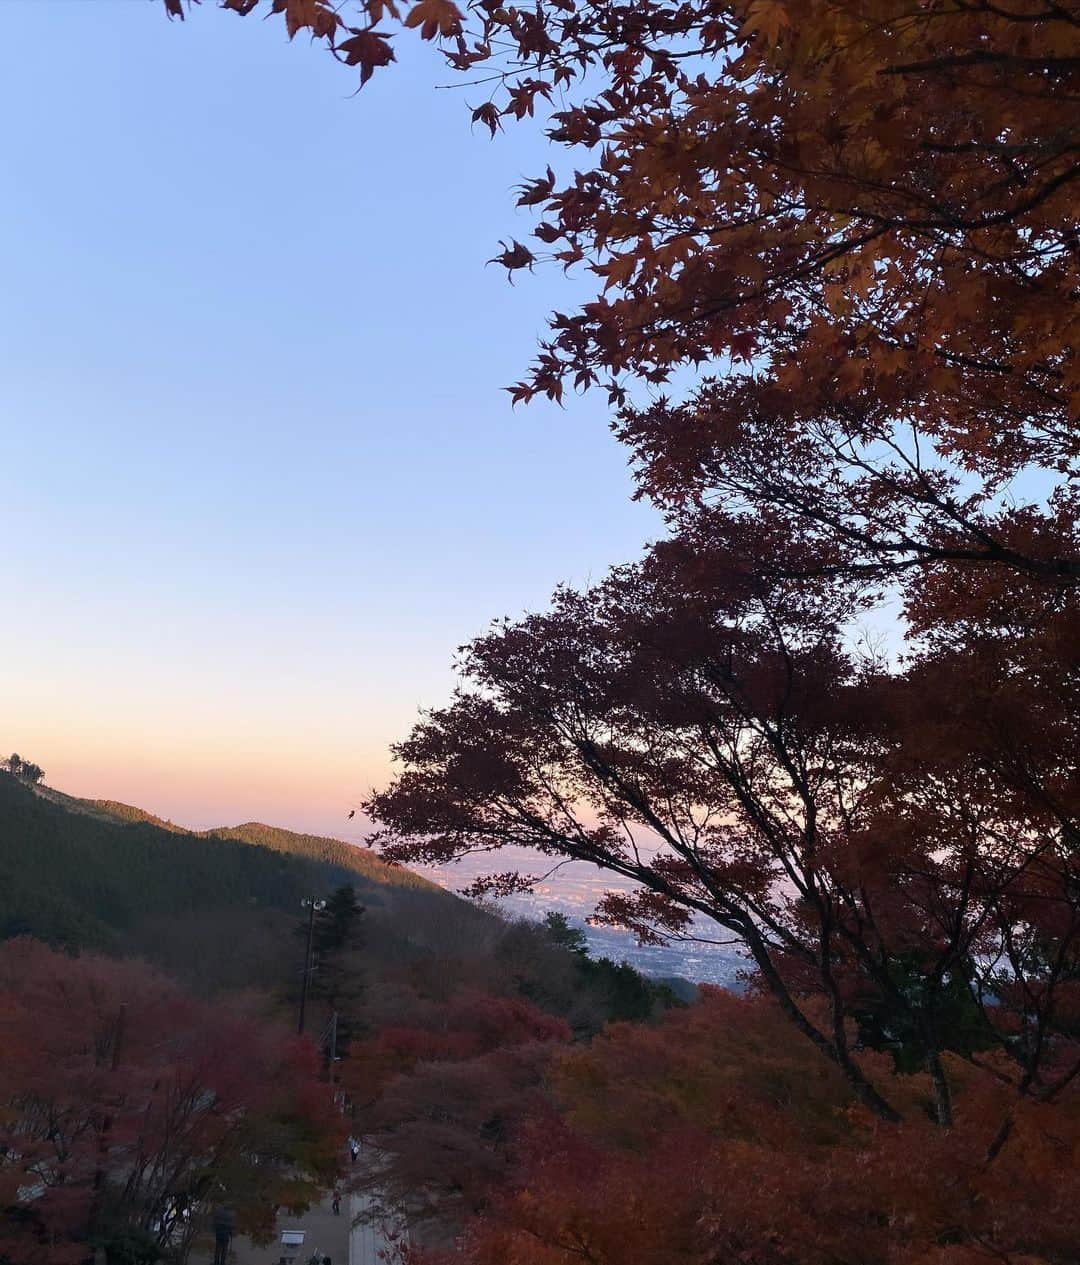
{"left": 0, "top": 939, "right": 343, "bottom": 1265}
{"left": 151, "top": 3, "right": 1080, "bottom": 1249}
{"left": 343, "top": 990, "right": 570, "bottom": 1231}
{"left": 344, "top": 988, "right": 571, "bottom": 1107}
{"left": 411, "top": 991, "right": 1080, "bottom": 1265}
{"left": 365, "top": 530, "right": 1078, "bottom": 1127}
{"left": 161, "top": 0, "right": 1077, "bottom": 594}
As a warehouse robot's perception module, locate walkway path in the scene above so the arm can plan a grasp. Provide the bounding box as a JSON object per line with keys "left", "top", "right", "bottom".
{"left": 347, "top": 1188, "right": 404, "bottom": 1265}
{"left": 187, "top": 1149, "right": 406, "bottom": 1264}
{"left": 187, "top": 1194, "right": 348, "bottom": 1265}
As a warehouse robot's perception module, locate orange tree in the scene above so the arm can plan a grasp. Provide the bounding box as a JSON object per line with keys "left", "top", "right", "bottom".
{"left": 166, "top": 0, "right": 1079, "bottom": 1132}
{"left": 166, "top": 0, "right": 1078, "bottom": 577}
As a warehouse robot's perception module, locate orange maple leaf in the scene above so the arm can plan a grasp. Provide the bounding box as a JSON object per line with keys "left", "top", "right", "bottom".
{"left": 739, "top": 0, "right": 790, "bottom": 46}
{"left": 404, "top": 0, "right": 462, "bottom": 41}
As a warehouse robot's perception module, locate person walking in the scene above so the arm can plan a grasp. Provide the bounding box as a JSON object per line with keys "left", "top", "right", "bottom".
{"left": 212, "top": 1206, "right": 235, "bottom": 1265}
{"left": 331, "top": 1190, "right": 341, "bottom": 1216}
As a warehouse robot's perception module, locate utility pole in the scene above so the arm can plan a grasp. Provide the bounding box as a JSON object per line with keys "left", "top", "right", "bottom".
{"left": 297, "top": 897, "right": 323, "bottom": 1036}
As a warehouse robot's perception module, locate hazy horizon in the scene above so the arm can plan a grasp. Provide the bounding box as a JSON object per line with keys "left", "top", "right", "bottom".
{"left": 1, "top": 2, "right": 661, "bottom": 837}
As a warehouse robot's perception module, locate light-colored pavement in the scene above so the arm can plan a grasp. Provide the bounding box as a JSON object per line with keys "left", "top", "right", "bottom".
{"left": 188, "top": 1195, "right": 349, "bottom": 1265}
{"left": 186, "top": 1136, "right": 406, "bottom": 1265}
{"left": 347, "top": 1189, "right": 399, "bottom": 1265}
{"left": 187, "top": 1186, "right": 405, "bottom": 1265}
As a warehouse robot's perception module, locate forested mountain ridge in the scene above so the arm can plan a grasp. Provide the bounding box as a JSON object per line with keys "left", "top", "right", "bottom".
{"left": 0, "top": 772, "right": 456, "bottom": 990}
{"left": 34, "top": 782, "right": 437, "bottom": 890}
{"left": 0, "top": 777, "right": 685, "bottom": 1265}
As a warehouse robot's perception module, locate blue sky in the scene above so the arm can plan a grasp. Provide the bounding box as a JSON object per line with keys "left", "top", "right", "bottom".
{"left": 0, "top": 0, "right": 660, "bottom": 833}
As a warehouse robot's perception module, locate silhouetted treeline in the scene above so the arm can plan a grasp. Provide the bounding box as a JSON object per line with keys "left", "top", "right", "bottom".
{"left": 1, "top": 753, "right": 44, "bottom": 784}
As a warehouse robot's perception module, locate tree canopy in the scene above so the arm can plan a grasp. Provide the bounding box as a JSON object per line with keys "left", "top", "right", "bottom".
{"left": 3, "top": 754, "right": 44, "bottom": 785}
{"left": 438, "top": 990, "right": 1080, "bottom": 1265}
{"left": 329, "top": 0, "right": 1080, "bottom": 1138}
{"left": 367, "top": 527, "right": 1079, "bottom": 1125}
{"left": 166, "top": 0, "right": 1077, "bottom": 590}
{"left": 0, "top": 939, "right": 343, "bottom": 1265}
{"left": 138, "top": 2, "right": 1080, "bottom": 1257}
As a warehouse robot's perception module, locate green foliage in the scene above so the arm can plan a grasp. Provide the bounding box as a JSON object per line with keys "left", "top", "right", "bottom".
{"left": 0, "top": 773, "right": 453, "bottom": 992}
{"left": 208, "top": 821, "right": 439, "bottom": 892}
{"left": 542, "top": 911, "right": 588, "bottom": 955}
{"left": 45, "top": 789, "right": 440, "bottom": 891}
{"left": 579, "top": 956, "right": 680, "bottom": 1023}
{"left": 852, "top": 954, "right": 993, "bottom": 1074}
{"left": 92, "top": 1220, "right": 161, "bottom": 1265}
{"left": 0, "top": 772, "right": 682, "bottom": 1049}
{"left": 541, "top": 911, "right": 685, "bottom": 1023}
{"left": 652, "top": 976, "right": 700, "bottom": 1005}
{"left": 303, "top": 883, "right": 367, "bottom": 1028}
{"left": 2, "top": 754, "right": 43, "bottom": 785}
{"left": 313, "top": 883, "right": 366, "bottom": 958}
{"left": 0, "top": 773, "right": 328, "bottom": 934}
{"left": 0, "top": 858, "right": 115, "bottom": 951}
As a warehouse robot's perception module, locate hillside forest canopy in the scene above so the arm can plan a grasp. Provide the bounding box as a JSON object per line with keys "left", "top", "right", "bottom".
{"left": 0, "top": 773, "right": 685, "bottom": 1263}
{"left": 1, "top": 1, "right": 1077, "bottom": 1263}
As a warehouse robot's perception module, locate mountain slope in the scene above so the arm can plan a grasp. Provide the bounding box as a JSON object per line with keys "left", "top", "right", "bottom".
{"left": 36, "top": 785, "right": 438, "bottom": 891}
{"left": 0, "top": 773, "right": 456, "bottom": 988}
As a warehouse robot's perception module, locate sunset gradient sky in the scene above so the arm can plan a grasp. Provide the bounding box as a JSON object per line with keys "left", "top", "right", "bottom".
{"left": 0, "top": 1, "right": 660, "bottom": 836}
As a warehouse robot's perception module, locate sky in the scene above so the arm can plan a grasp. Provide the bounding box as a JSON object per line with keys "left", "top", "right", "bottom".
{"left": 0, "top": 0, "right": 661, "bottom": 836}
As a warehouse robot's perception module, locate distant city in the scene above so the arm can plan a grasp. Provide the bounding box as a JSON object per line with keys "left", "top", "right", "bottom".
{"left": 420, "top": 850, "right": 746, "bottom": 987}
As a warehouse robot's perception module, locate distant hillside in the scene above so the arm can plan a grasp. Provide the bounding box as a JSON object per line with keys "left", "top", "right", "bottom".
{"left": 37, "top": 785, "right": 438, "bottom": 892}
{"left": 1, "top": 772, "right": 692, "bottom": 1038}
{"left": 208, "top": 822, "right": 436, "bottom": 889}
{"left": 0, "top": 773, "right": 459, "bottom": 990}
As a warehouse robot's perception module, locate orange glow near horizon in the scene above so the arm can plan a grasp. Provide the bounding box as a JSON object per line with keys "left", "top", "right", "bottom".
{"left": 8, "top": 718, "right": 392, "bottom": 839}
{"left": 0, "top": 1, "right": 660, "bottom": 859}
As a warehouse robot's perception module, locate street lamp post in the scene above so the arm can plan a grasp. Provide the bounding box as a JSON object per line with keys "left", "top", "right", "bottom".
{"left": 297, "top": 897, "right": 325, "bottom": 1036}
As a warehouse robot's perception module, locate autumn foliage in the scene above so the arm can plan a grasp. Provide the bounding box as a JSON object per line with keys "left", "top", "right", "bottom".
{"left": 145, "top": 1, "right": 1080, "bottom": 1262}
{"left": 346, "top": 990, "right": 570, "bottom": 1101}
{"left": 169, "top": 0, "right": 1077, "bottom": 436}
{"left": 0, "top": 940, "right": 343, "bottom": 1264}
{"left": 343, "top": 990, "right": 572, "bottom": 1228}
{"left": 418, "top": 991, "right": 1080, "bottom": 1265}
{"left": 368, "top": 529, "right": 1079, "bottom": 1128}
